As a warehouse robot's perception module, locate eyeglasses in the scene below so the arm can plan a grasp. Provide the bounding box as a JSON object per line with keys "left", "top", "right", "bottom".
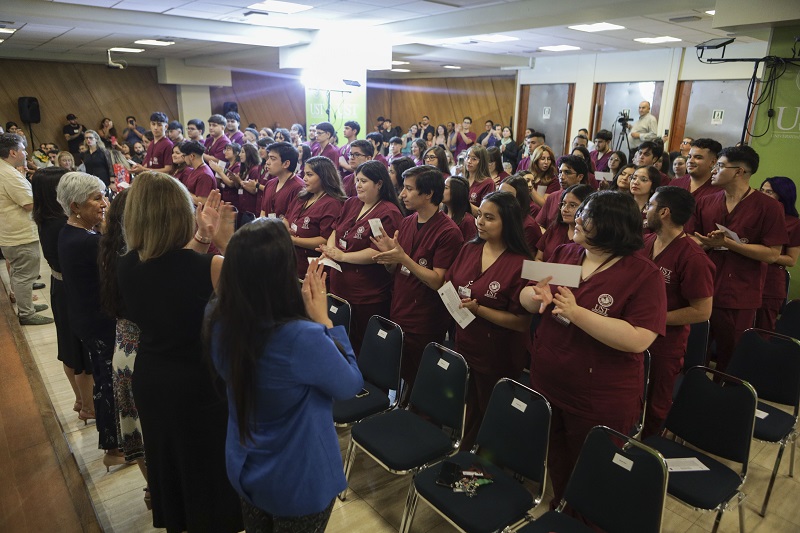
{"left": 349, "top": 152, "right": 366, "bottom": 158}
{"left": 715, "top": 163, "right": 744, "bottom": 171}
{"left": 560, "top": 202, "right": 581, "bottom": 210}
{"left": 557, "top": 169, "right": 576, "bottom": 176}
{"left": 680, "top": 141, "right": 691, "bottom": 145}
{"left": 423, "top": 154, "right": 437, "bottom": 160}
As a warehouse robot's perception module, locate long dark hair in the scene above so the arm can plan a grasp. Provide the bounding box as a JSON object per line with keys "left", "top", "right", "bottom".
{"left": 762, "top": 176, "right": 799, "bottom": 218}
{"left": 98, "top": 188, "right": 130, "bottom": 317}
{"left": 443, "top": 176, "right": 470, "bottom": 225}
{"left": 239, "top": 143, "right": 261, "bottom": 178}
{"left": 298, "top": 156, "right": 346, "bottom": 201}
{"left": 390, "top": 156, "right": 416, "bottom": 193}
{"left": 32, "top": 167, "right": 68, "bottom": 226}
{"left": 356, "top": 160, "right": 403, "bottom": 211}
{"left": 207, "top": 219, "right": 308, "bottom": 444}
{"left": 571, "top": 146, "right": 595, "bottom": 173}
{"left": 422, "top": 146, "right": 450, "bottom": 175}
{"left": 501, "top": 174, "right": 532, "bottom": 217}
{"left": 471, "top": 191, "right": 533, "bottom": 259}
{"left": 554, "top": 184, "right": 593, "bottom": 226}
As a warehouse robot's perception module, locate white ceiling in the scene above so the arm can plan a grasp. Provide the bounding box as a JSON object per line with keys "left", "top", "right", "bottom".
{"left": 0, "top": 0, "right": 771, "bottom": 77}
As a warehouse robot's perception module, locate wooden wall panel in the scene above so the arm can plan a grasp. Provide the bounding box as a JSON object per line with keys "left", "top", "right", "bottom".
{"left": 367, "top": 76, "right": 517, "bottom": 134}
{"left": 0, "top": 59, "right": 177, "bottom": 149}
{"left": 209, "top": 71, "right": 306, "bottom": 131}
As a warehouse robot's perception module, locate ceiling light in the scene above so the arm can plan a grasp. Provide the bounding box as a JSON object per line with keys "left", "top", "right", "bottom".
{"left": 134, "top": 39, "right": 175, "bottom": 46}
{"left": 634, "top": 36, "right": 682, "bottom": 44}
{"left": 247, "top": 1, "right": 312, "bottom": 14}
{"left": 568, "top": 22, "right": 625, "bottom": 32}
{"left": 706, "top": 10, "right": 716, "bottom": 15}
{"left": 391, "top": 68, "right": 410, "bottom": 73}
{"left": 472, "top": 34, "right": 519, "bottom": 43}
{"left": 0, "top": 28, "right": 16, "bottom": 34}
{"left": 443, "top": 65, "right": 461, "bottom": 69}
{"left": 391, "top": 60, "right": 409, "bottom": 65}
{"left": 0, "top": 40, "right": 4, "bottom": 44}
{"left": 539, "top": 45, "right": 581, "bottom": 52}
{"left": 109, "top": 47, "right": 145, "bottom": 53}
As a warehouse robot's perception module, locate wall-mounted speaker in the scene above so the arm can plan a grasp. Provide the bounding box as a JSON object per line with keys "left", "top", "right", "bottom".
{"left": 18, "top": 97, "right": 41, "bottom": 124}
{"left": 222, "top": 101, "right": 239, "bottom": 115}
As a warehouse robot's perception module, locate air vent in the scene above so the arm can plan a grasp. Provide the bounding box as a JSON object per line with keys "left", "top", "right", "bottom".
{"left": 669, "top": 16, "right": 701, "bottom": 23}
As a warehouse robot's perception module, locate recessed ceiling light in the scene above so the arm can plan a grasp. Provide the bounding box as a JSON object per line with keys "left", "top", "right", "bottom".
{"left": 247, "top": 1, "right": 312, "bottom": 14}
{"left": 568, "top": 22, "right": 625, "bottom": 32}
{"left": 706, "top": 10, "right": 716, "bottom": 15}
{"left": 539, "top": 45, "right": 581, "bottom": 52}
{"left": 391, "top": 68, "right": 410, "bottom": 73}
{"left": 0, "top": 39, "right": 4, "bottom": 44}
{"left": 443, "top": 65, "right": 461, "bottom": 69}
{"left": 134, "top": 39, "right": 175, "bottom": 46}
{"left": 0, "top": 28, "right": 16, "bottom": 34}
{"left": 634, "top": 36, "right": 682, "bottom": 44}
{"left": 472, "top": 34, "right": 519, "bottom": 43}
{"left": 391, "top": 60, "right": 409, "bottom": 65}
{"left": 109, "top": 47, "right": 145, "bottom": 53}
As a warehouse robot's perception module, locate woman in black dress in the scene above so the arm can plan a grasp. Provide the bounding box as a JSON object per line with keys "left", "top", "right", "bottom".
{"left": 117, "top": 171, "right": 242, "bottom": 533}
{"left": 56, "top": 171, "right": 125, "bottom": 468}
{"left": 81, "top": 130, "right": 113, "bottom": 187}
{"left": 32, "top": 167, "right": 94, "bottom": 419}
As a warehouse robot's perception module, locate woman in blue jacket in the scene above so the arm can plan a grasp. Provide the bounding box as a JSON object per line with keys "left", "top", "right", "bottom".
{"left": 208, "top": 218, "right": 363, "bottom": 532}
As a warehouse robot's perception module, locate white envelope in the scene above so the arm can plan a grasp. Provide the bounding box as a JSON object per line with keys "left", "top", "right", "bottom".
{"left": 521, "top": 260, "right": 582, "bottom": 288}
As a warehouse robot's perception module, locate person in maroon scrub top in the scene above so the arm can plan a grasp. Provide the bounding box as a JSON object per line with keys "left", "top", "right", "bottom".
{"left": 630, "top": 165, "right": 661, "bottom": 234}
{"left": 499, "top": 175, "right": 542, "bottom": 254}
{"left": 536, "top": 155, "right": 590, "bottom": 231}
{"left": 464, "top": 145, "right": 495, "bottom": 217}
{"left": 521, "top": 190, "right": 666, "bottom": 505}
{"left": 170, "top": 144, "right": 190, "bottom": 185}
{"left": 285, "top": 156, "right": 346, "bottom": 279}
{"left": 442, "top": 176, "right": 476, "bottom": 242}
{"left": 536, "top": 184, "right": 592, "bottom": 262}
{"left": 422, "top": 146, "right": 451, "bottom": 178}
{"left": 452, "top": 116, "right": 477, "bottom": 159}
{"left": 642, "top": 187, "right": 714, "bottom": 438}
{"left": 253, "top": 138, "right": 273, "bottom": 208}
{"left": 757, "top": 177, "right": 800, "bottom": 331}
{"left": 203, "top": 115, "right": 230, "bottom": 165}
{"left": 237, "top": 143, "right": 262, "bottom": 221}
{"left": 130, "top": 112, "right": 174, "bottom": 176}
{"left": 671, "top": 138, "right": 722, "bottom": 200}
{"left": 366, "top": 132, "right": 388, "bottom": 168}
{"left": 209, "top": 142, "right": 242, "bottom": 210}
{"left": 372, "top": 166, "right": 464, "bottom": 392}
{"left": 525, "top": 145, "right": 559, "bottom": 211}
{"left": 179, "top": 141, "right": 216, "bottom": 204}
{"left": 688, "top": 145, "right": 787, "bottom": 372}
{"left": 260, "top": 142, "right": 303, "bottom": 219}
{"left": 310, "top": 122, "right": 340, "bottom": 171}
{"left": 320, "top": 161, "right": 403, "bottom": 355}
{"left": 446, "top": 191, "right": 533, "bottom": 448}
{"left": 341, "top": 140, "right": 374, "bottom": 198}
{"left": 224, "top": 111, "right": 245, "bottom": 145}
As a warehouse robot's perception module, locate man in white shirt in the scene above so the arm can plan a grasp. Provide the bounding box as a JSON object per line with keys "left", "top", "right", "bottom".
{"left": 627, "top": 101, "right": 658, "bottom": 150}
{"left": 0, "top": 133, "right": 52, "bottom": 325}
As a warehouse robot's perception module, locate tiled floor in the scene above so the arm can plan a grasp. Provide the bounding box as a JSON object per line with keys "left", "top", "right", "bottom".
{"left": 2, "top": 260, "right": 800, "bottom": 532}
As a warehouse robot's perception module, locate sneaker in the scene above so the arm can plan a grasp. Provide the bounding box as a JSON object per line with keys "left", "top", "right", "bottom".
{"left": 19, "top": 314, "right": 54, "bottom": 326}
{"left": 33, "top": 282, "right": 46, "bottom": 290}
{"left": 34, "top": 303, "right": 49, "bottom": 312}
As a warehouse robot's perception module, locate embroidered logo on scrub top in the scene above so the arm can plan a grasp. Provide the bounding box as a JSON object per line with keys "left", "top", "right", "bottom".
{"left": 419, "top": 258, "right": 428, "bottom": 267}
{"left": 659, "top": 267, "right": 672, "bottom": 284}
{"left": 592, "top": 293, "right": 614, "bottom": 316}
{"left": 302, "top": 216, "right": 310, "bottom": 229}
{"left": 355, "top": 226, "right": 365, "bottom": 239}
{"left": 485, "top": 281, "right": 501, "bottom": 299}
{"left": 470, "top": 192, "right": 478, "bottom": 202}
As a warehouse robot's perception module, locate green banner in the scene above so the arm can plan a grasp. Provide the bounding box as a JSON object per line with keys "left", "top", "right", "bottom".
{"left": 305, "top": 86, "right": 367, "bottom": 143}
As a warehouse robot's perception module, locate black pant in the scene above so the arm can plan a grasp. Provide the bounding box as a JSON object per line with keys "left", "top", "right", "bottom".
{"left": 240, "top": 498, "right": 334, "bottom": 533}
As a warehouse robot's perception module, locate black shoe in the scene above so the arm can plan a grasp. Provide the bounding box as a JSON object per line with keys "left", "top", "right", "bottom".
{"left": 33, "top": 282, "right": 46, "bottom": 290}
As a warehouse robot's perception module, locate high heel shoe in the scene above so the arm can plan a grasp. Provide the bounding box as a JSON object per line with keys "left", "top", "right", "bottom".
{"left": 102, "top": 452, "right": 127, "bottom": 472}
{"left": 143, "top": 488, "right": 152, "bottom": 510}
{"left": 73, "top": 401, "right": 82, "bottom": 413}
{"left": 78, "top": 408, "right": 96, "bottom": 425}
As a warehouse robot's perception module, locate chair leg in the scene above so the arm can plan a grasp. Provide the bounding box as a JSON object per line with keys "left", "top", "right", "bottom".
{"left": 790, "top": 435, "right": 796, "bottom": 478}
{"left": 339, "top": 438, "right": 357, "bottom": 501}
{"left": 398, "top": 482, "right": 419, "bottom": 533}
{"left": 738, "top": 492, "right": 746, "bottom": 533}
{"left": 760, "top": 442, "right": 786, "bottom": 517}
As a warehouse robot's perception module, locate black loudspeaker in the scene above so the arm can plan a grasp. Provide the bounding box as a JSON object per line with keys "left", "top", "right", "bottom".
{"left": 222, "top": 101, "right": 239, "bottom": 115}
{"left": 18, "top": 97, "right": 41, "bottom": 124}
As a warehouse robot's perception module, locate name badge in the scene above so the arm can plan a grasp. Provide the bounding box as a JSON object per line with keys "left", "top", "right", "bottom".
{"left": 458, "top": 286, "right": 472, "bottom": 299}
{"left": 338, "top": 239, "right": 347, "bottom": 250}
{"left": 268, "top": 213, "right": 277, "bottom": 219}
{"left": 238, "top": 188, "right": 244, "bottom": 195}
{"left": 400, "top": 265, "right": 411, "bottom": 276}
{"left": 290, "top": 223, "right": 298, "bottom": 234}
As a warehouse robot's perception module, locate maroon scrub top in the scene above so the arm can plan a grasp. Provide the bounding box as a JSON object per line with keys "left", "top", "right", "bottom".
{"left": 530, "top": 243, "right": 667, "bottom": 418}
{"left": 763, "top": 215, "right": 800, "bottom": 300}
{"left": 312, "top": 143, "right": 341, "bottom": 171}
{"left": 454, "top": 131, "right": 477, "bottom": 159}
{"left": 686, "top": 189, "right": 787, "bottom": 309}
{"left": 261, "top": 175, "right": 303, "bottom": 218}
{"left": 238, "top": 166, "right": 261, "bottom": 215}
{"left": 184, "top": 164, "right": 216, "bottom": 199}
{"left": 457, "top": 213, "right": 477, "bottom": 242}
{"left": 523, "top": 214, "right": 543, "bottom": 254}
{"left": 204, "top": 135, "right": 230, "bottom": 162}
{"left": 538, "top": 223, "right": 570, "bottom": 262}
{"left": 255, "top": 164, "right": 273, "bottom": 210}
{"left": 644, "top": 233, "right": 715, "bottom": 356}
{"left": 218, "top": 162, "right": 241, "bottom": 207}
{"left": 329, "top": 198, "right": 403, "bottom": 305}
{"left": 390, "top": 211, "right": 464, "bottom": 335}
{"left": 286, "top": 194, "right": 344, "bottom": 279}
{"left": 341, "top": 172, "right": 357, "bottom": 197}
{"left": 469, "top": 178, "right": 496, "bottom": 207}
{"left": 535, "top": 191, "right": 561, "bottom": 229}
{"left": 670, "top": 175, "right": 719, "bottom": 200}
{"left": 144, "top": 137, "right": 173, "bottom": 170}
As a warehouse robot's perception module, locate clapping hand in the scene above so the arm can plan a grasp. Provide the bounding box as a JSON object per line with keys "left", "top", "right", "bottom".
{"left": 302, "top": 259, "right": 333, "bottom": 328}
{"left": 371, "top": 230, "right": 406, "bottom": 264}
{"left": 530, "top": 276, "right": 554, "bottom": 314}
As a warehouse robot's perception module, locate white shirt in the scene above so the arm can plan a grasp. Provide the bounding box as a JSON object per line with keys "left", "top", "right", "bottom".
{"left": 629, "top": 113, "right": 658, "bottom": 148}
{"left": 0, "top": 159, "right": 38, "bottom": 246}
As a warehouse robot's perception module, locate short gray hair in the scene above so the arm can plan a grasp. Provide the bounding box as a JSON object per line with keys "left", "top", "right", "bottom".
{"left": 56, "top": 172, "right": 107, "bottom": 217}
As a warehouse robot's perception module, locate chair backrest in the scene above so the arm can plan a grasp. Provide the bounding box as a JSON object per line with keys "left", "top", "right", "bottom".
{"left": 683, "top": 320, "right": 710, "bottom": 371}
{"left": 665, "top": 366, "right": 757, "bottom": 466}
{"left": 475, "top": 379, "right": 551, "bottom": 486}
{"left": 727, "top": 329, "right": 800, "bottom": 415}
{"left": 776, "top": 299, "right": 800, "bottom": 341}
{"left": 562, "top": 426, "right": 668, "bottom": 533}
{"left": 785, "top": 270, "right": 791, "bottom": 309}
{"left": 410, "top": 343, "right": 469, "bottom": 437}
{"left": 358, "top": 316, "right": 403, "bottom": 392}
{"left": 631, "top": 351, "right": 651, "bottom": 438}
{"left": 327, "top": 294, "right": 351, "bottom": 334}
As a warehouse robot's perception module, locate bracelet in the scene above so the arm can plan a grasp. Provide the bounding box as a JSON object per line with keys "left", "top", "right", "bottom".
{"left": 194, "top": 232, "right": 211, "bottom": 244}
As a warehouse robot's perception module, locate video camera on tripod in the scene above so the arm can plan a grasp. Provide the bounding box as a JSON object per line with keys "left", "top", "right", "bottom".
{"left": 613, "top": 110, "right": 632, "bottom": 152}
{"left": 617, "top": 110, "right": 632, "bottom": 125}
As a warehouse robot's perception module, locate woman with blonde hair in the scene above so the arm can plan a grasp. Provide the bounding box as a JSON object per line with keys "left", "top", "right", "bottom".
{"left": 464, "top": 144, "right": 495, "bottom": 215}
{"left": 526, "top": 145, "right": 558, "bottom": 208}
{"left": 117, "top": 172, "right": 242, "bottom": 532}
{"left": 82, "top": 129, "right": 113, "bottom": 187}
{"left": 57, "top": 151, "right": 76, "bottom": 171}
